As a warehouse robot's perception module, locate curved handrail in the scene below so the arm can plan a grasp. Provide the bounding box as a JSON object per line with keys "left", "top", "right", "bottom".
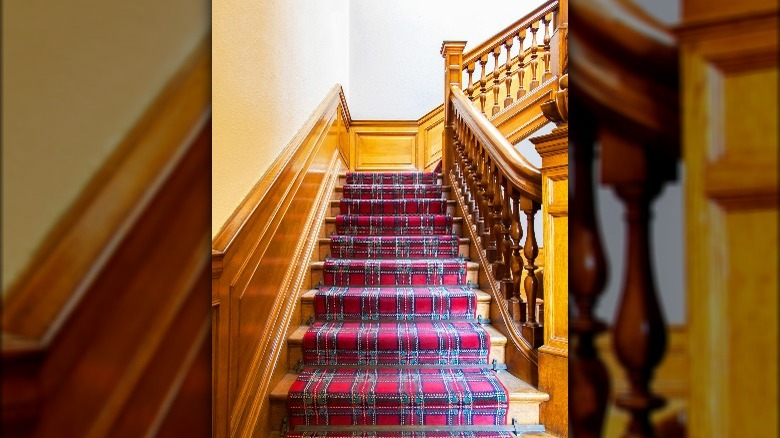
{"left": 449, "top": 85, "right": 542, "bottom": 201}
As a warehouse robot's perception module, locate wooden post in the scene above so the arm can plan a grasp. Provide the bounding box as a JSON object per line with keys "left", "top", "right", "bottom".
{"left": 441, "top": 41, "right": 467, "bottom": 177}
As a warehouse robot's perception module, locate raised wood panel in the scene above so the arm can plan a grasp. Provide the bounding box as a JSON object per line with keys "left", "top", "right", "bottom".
{"left": 211, "top": 85, "right": 349, "bottom": 438}
{"left": 351, "top": 122, "right": 419, "bottom": 171}
{"left": 683, "top": 0, "right": 777, "bottom": 26}
{"left": 2, "top": 38, "right": 211, "bottom": 438}
{"left": 418, "top": 106, "right": 445, "bottom": 171}
{"left": 679, "top": 10, "right": 778, "bottom": 438}
{"left": 531, "top": 126, "right": 568, "bottom": 437}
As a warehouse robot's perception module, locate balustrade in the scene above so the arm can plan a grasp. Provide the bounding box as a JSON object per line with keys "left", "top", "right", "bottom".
{"left": 458, "top": 0, "right": 559, "bottom": 117}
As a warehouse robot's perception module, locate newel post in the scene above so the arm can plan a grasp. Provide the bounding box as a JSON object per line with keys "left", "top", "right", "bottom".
{"left": 441, "top": 41, "right": 467, "bottom": 176}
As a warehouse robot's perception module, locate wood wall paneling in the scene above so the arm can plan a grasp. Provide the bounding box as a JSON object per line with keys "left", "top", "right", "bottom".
{"left": 1, "top": 37, "right": 212, "bottom": 438}
{"left": 531, "top": 126, "right": 568, "bottom": 437}
{"left": 678, "top": 8, "right": 778, "bottom": 438}
{"left": 211, "top": 85, "right": 349, "bottom": 437}
{"left": 350, "top": 121, "right": 419, "bottom": 171}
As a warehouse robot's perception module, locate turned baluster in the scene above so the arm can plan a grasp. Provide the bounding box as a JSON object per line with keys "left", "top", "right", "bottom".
{"left": 503, "top": 39, "right": 514, "bottom": 108}
{"left": 521, "top": 198, "right": 543, "bottom": 347}
{"left": 491, "top": 46, "right": 502, "bottom": 116}
{"left": 474, "top": 143, "right": 487, "bottom": 237}
{"left": 466, "top": 132, "right": 479, "bottom": 217}
{"left": 498, "top": 175, "right": 514, "bottom": 293}
{"left": 465, "top": 63, "right": 476, "bottom": 100}
{"left": 529, "top": 22, "right": 540, "bottom": 90}
{"left": 490, "top": 164, "right": 505, "bottom": 272}
{"left": 542, "top": 14, "right": 553, "bottom": 82}
{"left": 482, "top": 157, "right": 497, "bottom": 262}
{"left": 613, "top": 178, "right": 667, "bottom": 438}
{"left": 478, "top": 56, "right": 488, "bottom": 114}
{"left": 509, "top": 188, "right": 525, "bottom": 323}
{"left": 516, "top": 30, "right": 527, "bottom": 98}
{"left": 569, "top": 110, "right": 610, "bottom": 438}
{"left": 452, "top": 119, "right": 464, "bottom": 189}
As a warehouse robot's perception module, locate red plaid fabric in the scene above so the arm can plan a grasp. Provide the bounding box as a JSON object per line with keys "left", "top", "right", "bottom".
{"left": 287, "top": 368, "right": 509, "bottom": 427}
{"left": 342, "top": 184, "right": 443, "bottom": 200}
{"left": 314, "top": 286, "right": 477, "bottom": 321}
{"left": 323, "top": 259, "right": 466, "bottom": 286}
{"left": 330, "top": 236, "right": 459, "bottom": 259}
{"left": 303, "top": 322, "right": 490, "bottom": 365}
{"left": 340, "top": 199, "right": 447, "bottom": 215}
{"left": 335, "top": 215, "right": 453, "bottom": 236}
{"left": 346, "top": 172, "right": 439, "bottom": 185}
{"left": 285, "top": 432, "right": 515, "bottom": 437}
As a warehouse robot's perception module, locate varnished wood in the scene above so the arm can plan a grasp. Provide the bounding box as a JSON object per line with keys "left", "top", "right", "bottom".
{"left": 350, "top": 121, "right": 419, "bottom": 171}
{"left": 677, "top": 4, "right": 778, "bottom": 437}
{"left": 211, "top": 83, "right": 349, "bottom": 437}
{"left": 1, "top": 38, "right": 211, "bottom": 438}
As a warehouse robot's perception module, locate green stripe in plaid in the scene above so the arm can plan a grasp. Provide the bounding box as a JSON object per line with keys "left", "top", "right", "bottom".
{"left": 330, "top": 236, "right": 459, "bottom": 259}
{"left": 346, "top": 172, "right": 438, "bottom": 185}
{"left": 287, "top": 368, "right": 509, "bottom": 427}
{"left": 302, "top": 322, "right": 490, "bottom": 365}
{"left": 335, "top": 215, "right": 453, "bottom": 236}
{"left": 340, "top": 199, "right": 447, "bottom": 215}
{"left": 314, "top": 286, "right": 477, "bottom": 321}
{"left": 342, "top": 184, "right": 443, "bottom": 200}
{"left": 323, "top": 259, "right": 467, "bottom": 286}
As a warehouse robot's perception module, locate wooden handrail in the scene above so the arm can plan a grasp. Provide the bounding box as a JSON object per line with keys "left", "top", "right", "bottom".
{"left": 463, "top": 0, "right": 559, "bottom": 66}
{"left": 450, "top": 86, "right": 542, "bottom": 201}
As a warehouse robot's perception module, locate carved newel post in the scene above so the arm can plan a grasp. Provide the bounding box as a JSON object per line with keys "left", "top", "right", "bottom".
{"left": 441, "top": 41, "right": 467, "bottom": 177}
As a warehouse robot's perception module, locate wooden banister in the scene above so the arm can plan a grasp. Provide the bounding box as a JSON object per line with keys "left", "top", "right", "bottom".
{"left": 462, "top": 0, "right": 559, "bottom": 67}
{"left": 450, "top": 86, "right": 542, "bottom": 200}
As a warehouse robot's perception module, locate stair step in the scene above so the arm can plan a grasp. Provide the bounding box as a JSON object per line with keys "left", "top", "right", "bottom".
{"left": 309, "top": 260, "right": 479, "bottom": 289}
{"left": 269, "top": 369, "right": 548, "bottom": 432}
{"left": 320, "top": 235, "right": 467, "bottom": 260}
{"left": 343, "top": 171, "right": 441, "bottom": 185}
{"left": 330, "top": 198, "right": 457, "bottom": 216}
{"left": 300, "top": 287, "right": 490, "bottom": 323}
{"left": 334, "top": 185, "right": 453, "bottom": 200}
{"left": 324, "top": 216, "right": 463, "bottom": 237}
{"left": 288, "top": 323, "right": 506, "bottom": 369}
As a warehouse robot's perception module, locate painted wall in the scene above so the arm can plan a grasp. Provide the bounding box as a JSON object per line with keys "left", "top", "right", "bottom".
{"left": 348, "top": 0, "right": 548, "bottom": 120}
{"left": 2, "top": 0, "right": 210, "bottom": 293}
{"left": 212, "top": 0, "right": 350, "bottom": 237}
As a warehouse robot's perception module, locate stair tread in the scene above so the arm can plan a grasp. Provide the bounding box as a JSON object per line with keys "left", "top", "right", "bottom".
{"left": 325, "top": 216, "right": 462, "bottom": 222}
{"left": 271, "top": 370, "right": 547, "bottom": 403}
{"left": 319, "top": 236, "right": 469, "bottom": 243}
{"left": 311, "top": 260, "right": 478, "bottom": 270}
{"left": 289, "top": 322, "right": 504, "bottom": 346}
{"left": 301, "top": 288, "right": 490, "bottom": 302}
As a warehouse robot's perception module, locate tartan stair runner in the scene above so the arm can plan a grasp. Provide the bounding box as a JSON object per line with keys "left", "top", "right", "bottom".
{"left": 282, "top": 171, "right": 540, "bottom": 437}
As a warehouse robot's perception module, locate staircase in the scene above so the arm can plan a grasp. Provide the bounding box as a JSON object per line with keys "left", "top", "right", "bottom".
{"left": 270, "top": 171, "right": 550, "bottom": 436}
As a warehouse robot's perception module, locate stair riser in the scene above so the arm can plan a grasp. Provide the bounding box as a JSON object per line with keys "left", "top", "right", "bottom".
{"left": 333, "top": 186, "right": 451, "bottom": 201}
{"left": 269, "top": 392, "right": 541, "bottom": 433}
{"left": 287, "top": 339, "right": 504, "bottom": 370}
{"left": 330, "top": 201, "right": 456, "bottom": 216}
{"left": 323, "top": 221, "right": 462, "bottom": 238}
{"left": 310, "top": 265, "right": 477, "bottom": 289}
{"left": 299, "top": 298, "right": 489, "bottom": 325}
{"left": 317, "top": 239, "right": 469, "bottom": 260}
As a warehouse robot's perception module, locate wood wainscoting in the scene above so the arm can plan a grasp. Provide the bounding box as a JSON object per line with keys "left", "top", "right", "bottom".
{"left": 2, "top": 37, "right": 211, "bottom": 437}
{"left": 211, "top": 84, "right": 350, "bottom": 438}
{"left": 350, "top": 120, "right": 420, "bottom": 171}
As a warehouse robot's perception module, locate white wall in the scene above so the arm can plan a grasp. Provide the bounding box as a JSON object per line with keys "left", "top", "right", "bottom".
{"left": 212, "top": 0, "right": 350, "bottom": 237}
{"left": 2, "top": 0, "right": 210, "bottom": 293}
{"left": 349, "top": 0, "right": 547, "bottom": 120}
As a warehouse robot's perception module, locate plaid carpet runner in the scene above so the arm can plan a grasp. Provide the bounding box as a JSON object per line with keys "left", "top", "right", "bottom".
{"left": 288, "top": 171, "right": 509, "bottom": 434}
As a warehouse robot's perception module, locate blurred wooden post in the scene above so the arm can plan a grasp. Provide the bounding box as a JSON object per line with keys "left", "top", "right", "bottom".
{"left": 441, "top": 41, "right": 467, "bottom": 177}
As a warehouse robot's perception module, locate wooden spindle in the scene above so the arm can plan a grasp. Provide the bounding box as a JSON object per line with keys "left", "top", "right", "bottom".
{"left": 510, "top": 188, "right": 525, "bottom": 323}
{"left": 521, "top": 198, "right": 543, "bottom": 347}
{"left": 569, "top": 110, "right": 610, "bottom": 438}
{"left": 503, "top": 39, "right": 514, "bottom": 108}
{"left": 466, "top": 63, "right": 476, "bottom": 100}
{"left": 499, "top": 175, "right": 514, "bottom": 290}
{"left": 491, "top": 46, "right": 502, "bottom": 116}
{"left": 474, "top": 143, "right": 487, "bottom": 237}
{"left": 612, "top": 177, "right": 667, "bottom": 438}
{"left": 483, "top": 157, "right": 497, "bottom": 262}
{"left": 529, "top": 22, "right": 540, "bottom": 90}
{"left": 516, "top": 30, "right": 527, "bottom": 98}
{"left": 478, "top": 56, "right": 488, "bottom": 115}
{"left": 542, "top": 14, "right": 553, "bottom": 82}
{"left": 490, "top": 164, "right": 504, "bottom": 272}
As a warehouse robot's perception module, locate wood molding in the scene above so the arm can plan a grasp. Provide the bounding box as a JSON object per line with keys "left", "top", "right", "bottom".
{"left": 2, "top": 36, "right": 211, "bottom": 342}
{"left": 1, "top": 33, "right": 212, "bottom": 436}
{"left": 349, "top": 121, "right": 419, "bottom": 171}
{"left": 210, "top": 85, "right": 349, "bottom": 437}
